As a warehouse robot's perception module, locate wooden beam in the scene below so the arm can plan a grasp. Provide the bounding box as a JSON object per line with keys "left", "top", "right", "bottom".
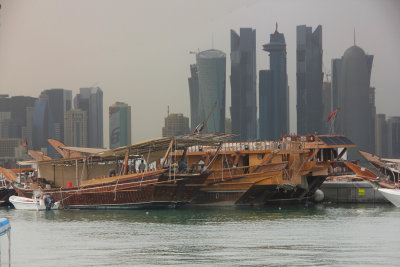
{"left": 308, "top": 148, "right": 320, "bottom": 160}
{"left": 160, "top": 140, "right": 174, "bottom": 168}
{"left": 338, "top": 148, "right": 347, "bottom": 159}
{"left": 203, "top": 142, "right": 223, "bottom": 172}
{"left": 123, "top": 148, "right": 130, "bottom": 175}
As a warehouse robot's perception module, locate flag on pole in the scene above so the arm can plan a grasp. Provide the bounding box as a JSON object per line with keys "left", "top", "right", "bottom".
{"left": 22, "top": 140, "right": 28, "bottom": 147}
{"left": 327, "top": 109, "right": 339, "bottom": 122}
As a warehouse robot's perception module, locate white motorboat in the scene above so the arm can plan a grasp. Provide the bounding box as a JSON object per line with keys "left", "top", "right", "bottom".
{"left": 378, "top": 188, "right": 400, "bottom": 207}
{"left": 9, "top": 194, "right": 60, "bottom": 211}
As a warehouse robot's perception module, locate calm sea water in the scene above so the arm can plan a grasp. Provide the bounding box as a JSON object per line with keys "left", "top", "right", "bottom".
{"left": 0, "top": 204, "right": 399, "bottom": 266}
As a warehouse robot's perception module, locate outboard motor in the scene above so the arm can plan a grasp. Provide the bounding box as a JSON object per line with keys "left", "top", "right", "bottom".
{"left": 43, "top": 195, "right": 55, "bottom": 210}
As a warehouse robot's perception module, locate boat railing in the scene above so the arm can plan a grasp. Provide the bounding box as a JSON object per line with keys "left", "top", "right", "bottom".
{"left": 186, "top": 141, "right": 304, "bottom": 153}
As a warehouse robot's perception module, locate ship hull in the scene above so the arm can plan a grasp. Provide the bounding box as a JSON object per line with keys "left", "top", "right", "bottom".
{"left": 12, "top": 169, "right": 211, "bottom": 210}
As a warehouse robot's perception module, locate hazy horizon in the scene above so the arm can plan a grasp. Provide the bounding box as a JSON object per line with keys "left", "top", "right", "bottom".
{"left": 0, "top": 0, "right": 399, "bottom": 148}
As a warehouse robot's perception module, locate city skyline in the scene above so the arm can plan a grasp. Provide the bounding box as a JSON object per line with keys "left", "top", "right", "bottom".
{"left": 0, "top": 0, "right": 399, "bottom": 146}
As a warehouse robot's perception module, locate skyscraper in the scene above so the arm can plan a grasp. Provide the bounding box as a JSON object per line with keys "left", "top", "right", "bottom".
{"left": 64, "top": 109, "right": 88, "bottom": 147}
{"left": 339, "top": 45, "right": 375, "bottom": 159}
{"left": 109, "top": 102, "right": 131, "bottom": 149}
{"left": 74, "top": 87, "right": 103, "bottom": 148}
{"left": 259, "top": 26, "right": 289, "bottom": 140}
{"left": 41, "top": 88, "right": 72, "bottom": 142}
{"left": 162, "top": 113, "right": 190, "bottom": 137}
{"left": 322, "top": 81, "right": 332, "bottom": 131}
{"left": 188, "top": 64, "right": 200, "bottom": 131}
{"left": 230, "top": 28, "right": 257, "bottom": 141}
{"left": 388, "top": 116, "right": 400, "bottom": 158}
{"left": 32, "top": 94, "right": 55, "bottom": 155}
{"left": 375, "top": 114, "right": 388, "bottom": 157}
{"left": 296, "top": 25, "right": 325, "bottom": 135}
{"left": 196, "top": 49, "right": 226, "bottom": 133}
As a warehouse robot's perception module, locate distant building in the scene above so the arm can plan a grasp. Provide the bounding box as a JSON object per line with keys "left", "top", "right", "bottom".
{"left": 0, "top": 138, "right": 29, "bottom": 168}
{"left": 64, "top": 109, "right": 88, "bottom": 147}
{"left": 375, "top": 114, "right": 388, "bottom": 157}
{"left": 388, "top": 116, "right": 400, "bottom": 158}
{"left": 0, "top": 112, "right": 11, "bottom": 138}
{"left": 230, "top": 28, "right": 257, "bottom": 141}
{"left": 339, "top": 45, "right": 375, "bottom": 159}
{"left": 21, "top": 106, "right": 34, "bottom": 150}
{"left": 259, "top": 26, "right": 289, "bottom": 140}
{"left": 74, "top": 87, "right": 103, "bottom": 148}
{"left": 322, "top": 81, "right": 332, "bottom": 130}
{"left": 188, "top": 64, "right": 200, "bottom": 131}
{"left": 196, "top": 49, "right": 226, "bottom": 133}
{"left": 225, "top": 118, "right": 231, "bottom": 134}
{"left": 109, "top": 102, "right": 131, "bottom": 149}
{"left": 0, "top": 95, "right": 36, "bottom": 141}
{"left": 331, "top": 58, "right": 343, "bottom": 133}
{"left": 41, "top": 89, "right": 72, "bottom": 143}
{"left": 162, "top": 113, "right": 190, "bottom": 137}
{"left": 296, "top": 25, "right": 325, "bottom": 135}
{"left": 32, "top": 94, "right": 55, "bottom": 155}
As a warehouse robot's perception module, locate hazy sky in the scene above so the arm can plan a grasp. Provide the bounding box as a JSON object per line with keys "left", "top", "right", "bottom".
{"left": 0, "top": 0, "right": 399, "bottom": 147}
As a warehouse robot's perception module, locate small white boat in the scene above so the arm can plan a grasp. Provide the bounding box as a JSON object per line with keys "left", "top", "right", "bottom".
{"left": 9, "top": 194, "right": 60, "bottom": 211}
{"left": 378, "top": 188, "right": 400, "bottom": 207}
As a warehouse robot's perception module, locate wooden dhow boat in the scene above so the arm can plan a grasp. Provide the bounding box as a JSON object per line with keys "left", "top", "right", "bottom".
{"left": 3, "top": 134, "right": 230, "bottom": 209}
{"left": 176, "top": 134, "right": 355, "bottom": 206}
{"left": 359, "top": 150, "right": 400, "bottom": 184}
{"left": 345, "top": 155, "right": 400, "bottom": 207}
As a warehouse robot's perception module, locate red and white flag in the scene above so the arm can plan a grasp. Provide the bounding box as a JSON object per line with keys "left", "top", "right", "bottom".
{"left": 327, "top": 109, "right": 339, "bottom": 122}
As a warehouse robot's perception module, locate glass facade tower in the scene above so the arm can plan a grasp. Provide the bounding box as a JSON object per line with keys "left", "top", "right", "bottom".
{"left": 230, "top": 28, "right": 257, "bottom": 141}
{"left": 109, "top": 102, "right": 131, "bottom": 149}
{"left": 296, "top": 25, "right": 325, "bottom": 135}
{"left": 196, "top": 49, "right": 226, "bottom": 133}
{"left": 74, "top": 87, "right": 103, "bottom": 148}
{"left": 339, "top": 45, "right": 375, "bottom": 159}
{"left": 259, "top": 28, "right": 289, "bottom": 140}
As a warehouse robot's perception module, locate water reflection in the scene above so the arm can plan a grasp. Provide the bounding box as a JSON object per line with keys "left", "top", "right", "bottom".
{"left": 0, "top": 204, "right": 399, "bottom": 267}
{"left": 0, "top": 203, "right": 395, "bottom": 225}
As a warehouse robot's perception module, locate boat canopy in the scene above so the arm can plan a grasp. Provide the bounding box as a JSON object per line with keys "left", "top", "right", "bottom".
{"left": 97, "top": 133, "right": 233, "bottom": 159}
{"left": 318, "top": 135, "right": 355, "bottom": 147}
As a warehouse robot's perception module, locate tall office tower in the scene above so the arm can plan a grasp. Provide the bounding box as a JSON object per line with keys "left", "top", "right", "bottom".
{"left": 64, "top": 109, "right": 88, "bottom": 147}
{"left": 162, "top": 113, "right": 190, "bottom": 137}
{"left": 259, "top": 26, "right": 289, "bottom": 140}
{"left": 375, "top": 114, "right": 388, "bottom": 157}
{"left": 109, "top": 102, "right": 131, "bottom": 149}
{"left": 196, "top": 49, "right": 226, "bottom": 133}
{"left": 188, "top": 64, "right": 200, "bottom": 131}
{"left": 41, "top": 89, "right": 72, "bottom": 142}
{"left": 296, "top": 25, "right": 325, "bottom": 135}
{"left": 74, "top": 87, "right": 103, "bottom": 148}
{"left": 32, "top": 94, "right": 55, "bottom": 155}
{"left": 230, "top": 28, "right": 257, "bottom": 141}
{"left": 339, "top": 45, "right": 375, "bottom": 159}
{"left": 388, "top": 116, "right": 400, "bottom": 158}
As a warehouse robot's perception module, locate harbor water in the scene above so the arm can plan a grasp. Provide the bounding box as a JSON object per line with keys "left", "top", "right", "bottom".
{"left": 1, "top": 204, "right": 400, "bottom": 266}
